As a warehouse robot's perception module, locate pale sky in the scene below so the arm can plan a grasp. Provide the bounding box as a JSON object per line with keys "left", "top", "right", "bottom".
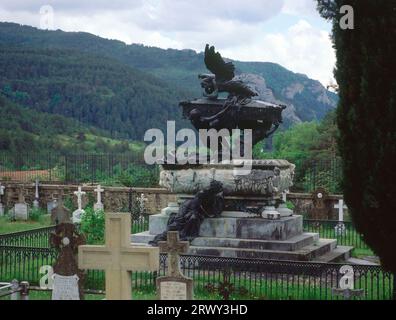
{"left": 0, "top": 0, "right": 336, "bottom": 86}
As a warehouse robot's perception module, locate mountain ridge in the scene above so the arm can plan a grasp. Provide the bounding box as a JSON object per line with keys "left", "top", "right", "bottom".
{"left": 0, "top": 22, "right": 338, "bottom": 136}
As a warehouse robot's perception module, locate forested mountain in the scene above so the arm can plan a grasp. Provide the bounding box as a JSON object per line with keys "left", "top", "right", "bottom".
{"left": 0, "top": 94, "right": 144, "bottom": 154}
{"left": 0, "top": 22, "right": 337, "bottom": 130}
{"left": 0, "top": 45, "right": 190, "bottom": 141}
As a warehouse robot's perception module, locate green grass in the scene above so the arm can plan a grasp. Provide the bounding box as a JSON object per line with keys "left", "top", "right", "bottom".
{"left": 0, "top": 215, "right": 51, "bottom": 234}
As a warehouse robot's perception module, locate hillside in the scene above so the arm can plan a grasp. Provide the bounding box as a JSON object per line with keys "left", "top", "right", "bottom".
{"left": 0, "top": 94, "right": 143, "bottom": 155}
{"left": 0, "top": 22, "right": 337, "bottom": 127}
{"left": 0, "top": 45, "right": 191, "bottom": 141}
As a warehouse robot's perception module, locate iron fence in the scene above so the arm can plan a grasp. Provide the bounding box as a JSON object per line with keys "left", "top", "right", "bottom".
{"left": 0, "top": 247, "right": 393, "bottom": 300}
{"left": 303, "top": 219, "right": 370, "bottom": 250}
{"left": 1, "top": 153, "right": 343, "bottom": 192}
{"left": 293, "top": 158, "right": 342, "bottom": 193}
{"left": 0, "top": 152, "right": 159, "bottom": 186}
{"left": 0, "top": 226, "right": 56, "bottom": 247}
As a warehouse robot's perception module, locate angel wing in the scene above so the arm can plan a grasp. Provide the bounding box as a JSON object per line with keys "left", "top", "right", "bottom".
{"left": 204, "top": 44, "right": 235, "bottom": 82}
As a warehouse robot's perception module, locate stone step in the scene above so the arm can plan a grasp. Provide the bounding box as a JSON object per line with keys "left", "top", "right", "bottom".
{"left": 131, "top": 231, "right": 155, "bottom": 244}
{"left": 190, "top": 233, "right": 320, "bottom": 252}
{"left": 131, "top": 231, "right": 319, "bottom": 252}
{"left": 188, "top": 239, "right": 337, "bottom": 262}
{"left": 312, "top": 246, "right": 353, "bottom": 263}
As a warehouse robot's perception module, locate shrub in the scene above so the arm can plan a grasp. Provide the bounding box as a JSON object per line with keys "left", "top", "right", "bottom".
{"left": 80, "top": 207, "right": 105, "bottom": 245}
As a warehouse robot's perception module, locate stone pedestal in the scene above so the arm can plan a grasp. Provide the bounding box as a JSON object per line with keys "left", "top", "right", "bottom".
{"left": 132, "top": 160, "right": 353, "bottom": 263}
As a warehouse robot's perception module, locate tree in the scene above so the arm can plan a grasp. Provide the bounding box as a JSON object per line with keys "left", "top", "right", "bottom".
{"left": 317, "top": 0, "right": 396, "bottom": 273}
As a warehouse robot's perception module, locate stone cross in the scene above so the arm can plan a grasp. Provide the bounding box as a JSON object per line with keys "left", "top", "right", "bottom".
{"left": 159, "top": 231, "right": 189, "bottom": 278}
{"left": 51, "top": 196, "right": 71, "bottom": 225}
{"left": 33, "top": 179, "right": 40, "bottom": 208}
{"left": 0, "top": 183, "right": 5, "bottom": 216}
{"left": 157, "top": 231, "right": 193, "bottom": 300}
{"left": 78, "top": 213, "right": 159, "bottom": 300}
{"left": 334, "top": 199, "right": 348, "bottom": 222}
{"left": 73, "top": 187, "right": 86, "bottom": 223}
{"left": 334, "top": 199, "right": 348, "bottom": 235}
{"left": 74, "top": 187, "right": 86, "bottom": 211}
{"left": 14, "top": 187, "right": 28, "bottom": 221}
{"left": 50, "top": 223, "right": 86, "bottom": 299}
{"left": 94, "top": 185, "right": 104, "bottom": 212}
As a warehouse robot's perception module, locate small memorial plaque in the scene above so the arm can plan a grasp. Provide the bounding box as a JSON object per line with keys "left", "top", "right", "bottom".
{"left": 160, "top": 281, "right": 187, "bottom": 300}
{"left": 52, "top": 274, "right": 80, "bottom": 300}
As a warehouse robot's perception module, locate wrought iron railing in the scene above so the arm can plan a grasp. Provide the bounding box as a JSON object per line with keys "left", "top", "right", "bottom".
{"left": 303, "top": 219, "right": 370, "bottom": 250}
{"left": 0, "top": 248, "right": 393, "bottom": 300}
{"left": 0, "top": 226, "right": 56, "bottom": 247}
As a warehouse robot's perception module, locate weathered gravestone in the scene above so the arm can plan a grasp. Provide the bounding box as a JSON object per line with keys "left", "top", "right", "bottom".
{"left": 14, "top": 188, "right": 29, "bottom": 221}
{"left": 50, "top": 223, "right": 86, "bottom": 300}
{"left": 33, "top": 179, "right": 40, "bottom": 209}
{"left": 94, "top": 185, "right": 104, "bottom": 212}
{"left": 47, "top": 197, "right": 57, "bottom": 215}
{"left": 310, "top": 188, "right": 330, "bottom": 220}
{"left": 51, "top": 195, "right": 71, "bottom": 225}
{"left": 72, "top": 186, "right": 86, "bottom": 224}
{"left": 0, "top": 183, "right": 5, "bottom": 216}
{"left": 334, "top": 199, "right": 348, "bottom": 235}
{"left": 157, "top": 231, "right": 193, "bottom": 300}
{"left": 78, "top": 213, "right": 159, "bottom": 300}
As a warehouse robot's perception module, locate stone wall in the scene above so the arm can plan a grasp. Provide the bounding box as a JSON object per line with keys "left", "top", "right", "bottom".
{"left": 0, "top": 183, "right": 176, "bottom": 214}
{"left": 0, "top": 182, "right": 345, "bottom": 220}
{"left": 288, "top": 193, "right": 345, "bottom": 220}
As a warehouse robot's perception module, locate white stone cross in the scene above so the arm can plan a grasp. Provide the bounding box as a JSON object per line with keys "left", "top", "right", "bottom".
{"left": 78, "top": 213, "right": 159, "bottom": 300}
{"left": 74, "top": 187, "right": 86, "bottom": 211}
{"left": 94, "top": 185, "right": 104, "bottom": 204}
{"left": 334, "top": 199, "right": 348, "bottom": 236}
{"left": 334, "top": 199, "right": 348, "bottom": 222}
{"left": 0, "top": 183, "right": 4, "bottom": 216}
{"left": 137, "top": 193, "right": 148, "bottom": 214}
{"left": 33, "top": 179, "right": 40, "bottom": 208}
{"left": 94, "top": 185, "right": 104, "bottom": 212}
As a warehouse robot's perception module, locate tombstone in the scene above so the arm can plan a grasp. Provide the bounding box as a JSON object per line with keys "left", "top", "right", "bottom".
{"left": 277, "top": 190, "right": 293, "bottom": 217}
{"left": 72, "top": 186, "right": 86, "bottom": 224}
{"left": 78, "top": 213, "right": 159, "bottom": 300}
{"left": 50, "top": 223, "right": 86, "bottom": 300}
{"left": 47, "top": 197, "right": 58, "bottom": 215}
{"left": 0, "top": 183, "right": 5, "bottom": 216}
{"left": 14, "top": 188, "right": 29, "bottom": 221}
{"left": 33, "top": 179, "right": 40, "bottom": 209}
{"left": 51, "top": 196, "right": 71, "bottom": 225}
{"left": 93, "top": 185, "right": 104, "bottom": 212}
{"left": 157, "top": 231, "right": 193, "bottom": 300}
{"left": 310, "top": 188, "right": 330, "bottom": 220}
{"left": 334, "top": 199, "right": 348, "bottom": 235}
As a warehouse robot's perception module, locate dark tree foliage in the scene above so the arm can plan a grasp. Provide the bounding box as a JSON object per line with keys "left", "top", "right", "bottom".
{"left": 317, "top": 0, "right": 396, "bottom": 272}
